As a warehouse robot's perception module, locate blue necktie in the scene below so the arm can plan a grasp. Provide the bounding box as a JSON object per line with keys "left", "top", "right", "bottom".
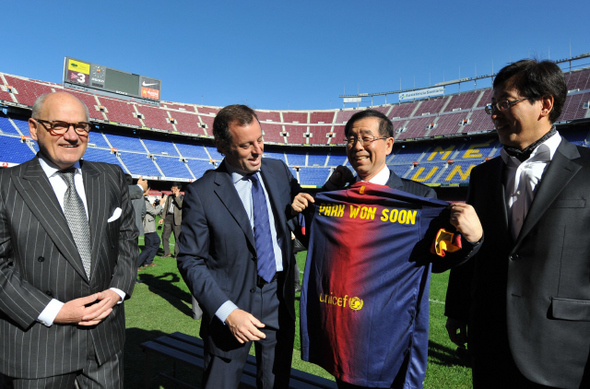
{"left": 248, "top": 174, "right": 276, "bottom": 283}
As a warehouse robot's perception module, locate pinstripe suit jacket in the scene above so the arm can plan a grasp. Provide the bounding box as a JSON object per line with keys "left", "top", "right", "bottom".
{"left": 0, "top": 156, "right": 138, "bottom": 379}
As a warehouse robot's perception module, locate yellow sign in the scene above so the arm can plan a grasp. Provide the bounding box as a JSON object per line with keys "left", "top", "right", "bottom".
{"left": 68, "top": 59, "right": 90, "bottom": 74}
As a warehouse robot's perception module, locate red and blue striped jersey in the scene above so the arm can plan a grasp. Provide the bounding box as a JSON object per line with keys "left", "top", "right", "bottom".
{"left": 301, "top": 182, "right": 450, "bottom": 388}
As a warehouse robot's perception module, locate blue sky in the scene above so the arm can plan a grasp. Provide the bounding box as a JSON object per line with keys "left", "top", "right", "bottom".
{"left": 3, "top": 1, "right": 589, "bottom": 110}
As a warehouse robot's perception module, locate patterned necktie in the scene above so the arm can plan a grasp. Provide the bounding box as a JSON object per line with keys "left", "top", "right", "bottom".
{"left": 59, "top": 168, "right": 92, "bottom": 278}
{"left": 247, "top": 174, "right": 276, "bottom": 283}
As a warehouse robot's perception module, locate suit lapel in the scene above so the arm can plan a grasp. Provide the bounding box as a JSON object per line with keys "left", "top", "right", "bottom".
{"left": 517, "top": 140, "right": 581, "bottom": 244}
{"left": 14, "top": 158, "right": 88, "bottom": 279}
{"left": 486, "top": 157, "right": 510, "bottom": 232}
{"left": 82, "top": 161, "right": 107, "bottom": 279}
{"left": 385, "top": 170, "right": 405, "bottom": 190}
{"left": 213, "top": 165, "right": 256, "bottom": 248}
{"left": 261, "top": 162, "right": 287, "bottom": 242}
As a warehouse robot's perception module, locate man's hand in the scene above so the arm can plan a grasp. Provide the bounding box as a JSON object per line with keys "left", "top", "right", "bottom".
{"left": 449, "top": 203, "right": 483, "bottom": 243}
{"left": 158, "top": 218, "right": 164, "bottom": 225}
{"left": 327, "top": 165, "right": 355, "bottom": 188}
{"left": 225, "top": 309, "right": 266, "bottom": 344}
{"left": 137, "top": 176, "right": 148, "bottom": 192}
{"left": 171, "top": 187, "right": 180, "bottom": 197}
{"left": 291, "top": 192, "right": 315, "bottom": 214}
{"left": 159, "top": 195, "right": 168, "bottom": 206}
{"left": 446, "top": 317, "right": 468, "bottom": 348}
{"left": 54, "top": 290, "right": 120, "bottom": 326}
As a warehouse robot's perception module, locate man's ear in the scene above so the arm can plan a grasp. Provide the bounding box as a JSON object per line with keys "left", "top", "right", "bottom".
{"left": 215, "top": 139, "right": 226, "bottom": 155}
{"left": 385, "top": 137, "right": 394, "bottom": 155}
{"left": 29, "top": 118, "right": 39, "bottom": 141}
{"left": 540, "top": 95, "right": 555, "bottom": 119}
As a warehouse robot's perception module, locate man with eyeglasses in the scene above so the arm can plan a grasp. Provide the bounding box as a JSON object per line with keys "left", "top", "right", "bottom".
{"left": 293, "top": 109, "right": 482, "bottom": 389}
{"left": 0, "top": 92, "right": 137, "bottom": 388}
{"left": 445, "top": 59, "right": 590, "bottom": 388}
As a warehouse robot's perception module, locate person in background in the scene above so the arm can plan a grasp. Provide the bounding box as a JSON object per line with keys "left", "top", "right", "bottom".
{"left": 127, "top": 174, "right": 148, "bottom": 239}
{"left": 159, "top": 182, "right": 183, "bottom": 258}
{"left": 137, "top": 182, "right": 166, "bottom": 269}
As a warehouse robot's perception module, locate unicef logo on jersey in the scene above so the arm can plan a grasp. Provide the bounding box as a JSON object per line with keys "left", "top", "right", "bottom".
{"left": 349, "top": 296, "right": 364, "bottom": 311}
{"left": 319, "top": 292, "right": 364, "bottom": 311}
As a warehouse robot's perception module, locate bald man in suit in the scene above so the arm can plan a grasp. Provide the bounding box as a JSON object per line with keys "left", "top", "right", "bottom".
{"left": 0, "top": 92, "right": 137, "bottom": 388}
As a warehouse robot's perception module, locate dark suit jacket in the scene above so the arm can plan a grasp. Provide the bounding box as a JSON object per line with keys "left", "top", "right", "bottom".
{"left": 161, "top": 193, "right": 183, "bottom": 226}
{"left": 177, "top": 158, "right": 299, "bottom": 357}
{"left": 384, "top": 168, "right": 437, "bottom": 199}
{"left": 0, "top": 157, "right": 138, "bottom": 379}
{"left": 445, "top": 138, "right": 590, "bottom": 388}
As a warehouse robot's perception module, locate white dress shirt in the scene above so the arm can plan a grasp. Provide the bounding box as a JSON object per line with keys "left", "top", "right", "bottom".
{"left": 501, "top": 132, "right": 562, "bottom": 240}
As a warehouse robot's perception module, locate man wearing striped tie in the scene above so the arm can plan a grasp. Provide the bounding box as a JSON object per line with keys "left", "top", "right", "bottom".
{"left": 0, "top": 92, "right": 138, "bottom": 388}
{"left": 177, "top": 104, "right": 306, "bottom": 389}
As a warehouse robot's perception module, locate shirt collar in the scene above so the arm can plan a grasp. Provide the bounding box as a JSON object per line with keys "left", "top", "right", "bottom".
{"left": 38, "top": 154, "right": 82, "bottom": 179}
{"left": 500, "top": 131, "right": 562, "bottom": 166}
{"left": 224, "top": 159, "right": 261, "bottom": 184}
{"left": 357, "top": 164, "right": 390, "bottom": 186}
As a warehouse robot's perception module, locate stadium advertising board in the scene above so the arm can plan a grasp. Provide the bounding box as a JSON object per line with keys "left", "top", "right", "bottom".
{"left": 399, "top": 86, "right": 444, "bottom": 102}
{"left": 63, "top": 57, "right": 161, "bottom": 101}
{"left": 343, "top": 97, "right": 362, "bottom": 103}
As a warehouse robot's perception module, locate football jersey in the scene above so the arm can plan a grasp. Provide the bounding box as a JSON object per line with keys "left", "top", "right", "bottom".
{"left": 301, "top": 182, "right": 450, "bottom": 388}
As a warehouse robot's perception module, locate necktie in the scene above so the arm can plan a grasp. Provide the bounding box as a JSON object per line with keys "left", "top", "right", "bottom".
{"left": 59, "top": 168, "right": 92, "bottom": 278}
{"left": 248, "top": 174, "right": 276, "bottom": 283}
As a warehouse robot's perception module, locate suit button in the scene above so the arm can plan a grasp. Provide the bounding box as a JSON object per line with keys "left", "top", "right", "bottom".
{"left": 250, "top": 288, "right": 256, "bottom": 293}
{"left": 510, "top": 254, "right": 520, "bottom": 261}
{"left": 45, "top": 290, "right": 53, "bottom": 297}
{"left": 37, "top": 256, "right": 45, "bottom": 262}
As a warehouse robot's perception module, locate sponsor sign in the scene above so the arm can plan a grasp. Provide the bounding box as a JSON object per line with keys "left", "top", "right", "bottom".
{"left": 399, "top": 86, "right": 444, "bottom": 102}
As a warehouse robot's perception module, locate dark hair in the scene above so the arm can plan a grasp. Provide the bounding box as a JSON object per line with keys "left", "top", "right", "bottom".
{"left": 344, "top": 109, "right": 394, "bottom": 138}
{"left": 493, "top": 59, "right": 567, "bottom": 124}
{"left": 213, "top": 104, "right": 259, "bottom": 154}
{"left": 171, "top": 181, "right": 182, "bottom": 189}
{"left": 125, "top": 173, "right": 133, "bottom": 185}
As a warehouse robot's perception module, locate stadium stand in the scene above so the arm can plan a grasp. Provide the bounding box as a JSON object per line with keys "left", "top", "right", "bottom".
{"left": 256, "top": 110, "right": 282, "bottom": 122}
{"left": 170, "top": 109, "right": 204, "bottom": 135}
{"left": 282, "top": 111, "right": 308, "bottom": 123}
{"left": 4, "top": 75, "right": 55, "bottom": 107}
{"left": 433, "top": 112, "right": 467, "bottom": 136}
{"left": 137, "top": 104, "right": 176, "bottom": 132}
{"left": 0, "top": 135, "right": 36, "bottom": 164}
{"left": 0, "top": 114, "right": 22, "bottom": 135}
{"left": 444, "top": 90, "right": 480, "bottom": 112}
{"left": 413, "top": 97, "right": 446, "bottom": 116}
{"left": 1, "top": 62, "right": 589, "bottom": 189}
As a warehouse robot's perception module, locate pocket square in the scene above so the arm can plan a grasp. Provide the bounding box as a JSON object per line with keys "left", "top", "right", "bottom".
{"left": 107, "top": 207, "right": 122, "bottom": 223}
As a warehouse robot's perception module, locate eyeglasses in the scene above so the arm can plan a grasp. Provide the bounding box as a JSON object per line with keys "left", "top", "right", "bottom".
{"left": 32, "top": 119, "right": 92, "bottom": 136}
{"left": 345, "top": 135, "right": 388, "bottom": 147}
{"left": 484, "top": 98, "right": 527, "bottom": 115}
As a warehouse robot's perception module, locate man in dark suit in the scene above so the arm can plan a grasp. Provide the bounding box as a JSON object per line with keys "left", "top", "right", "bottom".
{"left": 159, "top": 181, "right": 183, "bottom": 257}
{"left": 292, "top": 109, "right": 481, "bottom": 389}
{"left": 177, "top": 104, "right": 304, "bottom": 389}
{"left": 445, "top": 59, "right": 590, "bottom": 388}
{"left": 0, "top": 92, "right": 138, "bottom": 388}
